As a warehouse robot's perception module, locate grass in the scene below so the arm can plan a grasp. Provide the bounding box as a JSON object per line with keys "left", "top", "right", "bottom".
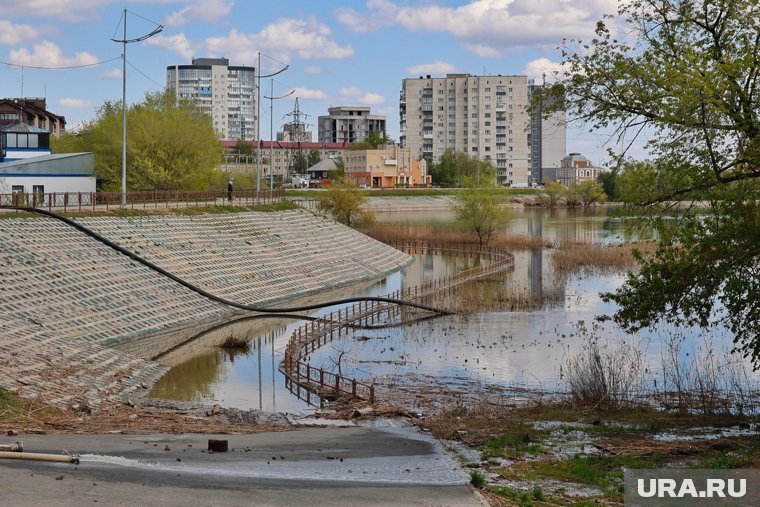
{"left": 0, "top": 387, "right": 70, "bottom": 428}
{"left": 552, "top": 240, "right": 658, "bottom": 275}
{"left": 482, "top": 424, "right": 548, "bottom": 459}
{"left": 470, "top": 470, "right": 486, "bottom": 489}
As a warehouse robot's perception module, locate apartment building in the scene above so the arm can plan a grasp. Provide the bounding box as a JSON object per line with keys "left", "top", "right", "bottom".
{"left": 318, "top": 106, "right": 386, "bottom": 144}
{"left": 400, "top": 74, "right": 537, "bottom": 187}
{"left": 167, "top": 57, "right": 255, "bottom": 141}
{"left": 344, "top": 144, "right": 430, "bottom": 188}
{"left": 556, "top": 153, "right": 608, "bottom": 187}
{"left": 277, "top": 122, "right": 313, "bottom": 142}
{"left": 528, "top": 82, "right": 566, "bottom": 184}
{"left": 0, "top": 98, "right": 65, "bottom": 138}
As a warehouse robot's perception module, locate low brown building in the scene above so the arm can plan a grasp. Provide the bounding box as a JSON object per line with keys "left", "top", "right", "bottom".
{"left": 0, "top": 98, "right": 65, "bottom": 138}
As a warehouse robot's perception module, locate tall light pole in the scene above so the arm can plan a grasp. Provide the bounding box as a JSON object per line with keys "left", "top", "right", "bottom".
{"left": 111, "top": 10, "right": 162, "bottom": 209}
{"left": 254, "top": 52, "right": 289, "bottom": 201}
{"left": 264, "top": 79, "right": 294, "bottom": 197}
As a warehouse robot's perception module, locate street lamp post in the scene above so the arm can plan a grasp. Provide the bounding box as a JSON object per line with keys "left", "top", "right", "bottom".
{"left": 254, "top": 52, "right": 289, "bottom": 201}
{"left": 111, "top": 9, "right": 162, "bottom": 209}
{"left": 264, "top": 79, "right": 294, "bottom": 197}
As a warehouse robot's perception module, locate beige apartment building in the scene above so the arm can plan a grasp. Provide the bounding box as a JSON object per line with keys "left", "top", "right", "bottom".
{"left": 344, "top": 144, "right": 430, "bottom": 188}
{"left": 400, "top": 74, "right": 532, "bottom": 187}
{"left": 221, "top": 140, "right": 348, "bottom": 180}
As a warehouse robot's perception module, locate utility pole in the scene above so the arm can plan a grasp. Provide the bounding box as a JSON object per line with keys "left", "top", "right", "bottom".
{"left": 254, "top": 53, "right": 289, "bottom": 202}
{"left": 264, "top": 80, "right": 294, "bottom": 197}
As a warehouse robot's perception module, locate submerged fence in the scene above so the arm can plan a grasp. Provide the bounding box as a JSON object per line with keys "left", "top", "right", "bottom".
{"left": 0, "top": 188, "right": 285, "bottom": 212}
{"left": 281, "top": 243, "right": 515, "bottom": 404}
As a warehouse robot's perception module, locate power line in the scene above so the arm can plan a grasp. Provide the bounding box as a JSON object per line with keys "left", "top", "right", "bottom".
{"left": 126, "top": 59, "right": 165, "bottom": 89}
{"left": 0, "top": 56, "right": 121, "bottom": 70}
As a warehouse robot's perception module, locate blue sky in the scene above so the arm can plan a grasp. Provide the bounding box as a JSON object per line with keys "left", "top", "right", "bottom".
{"left": 0, "top": 0, "right": 626, "bottom": 163}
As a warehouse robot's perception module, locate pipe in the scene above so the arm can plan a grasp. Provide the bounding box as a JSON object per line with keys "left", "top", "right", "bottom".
{"left": 0, "top": 205, "right": 451, "bottom": 316}
{"left": 0, "top": 451, "right": 79, "bottom": 464}
{"left": 0, "top": 442, "right": 23, "bottom": 452}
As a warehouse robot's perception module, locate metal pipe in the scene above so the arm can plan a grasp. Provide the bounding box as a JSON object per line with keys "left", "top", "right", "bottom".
{"left": 0, "top": 442, "right": 23, "bottom": 452}
{"left": 0, "top": 451, "right": 79, "bottom": 464}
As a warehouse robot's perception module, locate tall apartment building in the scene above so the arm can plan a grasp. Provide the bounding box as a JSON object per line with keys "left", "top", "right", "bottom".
{"left": 318, "top": 106, "right": 386, "bottom": 144}
{"left": 167, "top": 57, "right": 255, "bottom": 141}
{"left": 277, "top": 122, "right": 313, "bottom": 142}
{"left": 400, "top": 74, "right": 542, "bottom": 187}
{"left": 528, "top": 82, "right": 566, "bottom": 184}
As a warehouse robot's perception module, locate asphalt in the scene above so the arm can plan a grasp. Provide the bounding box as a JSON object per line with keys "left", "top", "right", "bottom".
{"left": 0, "top": 425, "right": 486, "bottom": 507}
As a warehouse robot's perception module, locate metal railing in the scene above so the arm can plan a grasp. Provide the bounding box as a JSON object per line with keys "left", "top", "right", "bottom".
{"left": 0, "top": 188, "right": 285, "bottom": 213}
{"left": 281, "top": 242, "right": 515, "bottom": 404}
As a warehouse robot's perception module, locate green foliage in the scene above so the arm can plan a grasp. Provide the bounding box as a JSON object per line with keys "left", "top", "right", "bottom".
{"left": 307, "top": 148, "right": 321, "bottom": 168}
{"left": 291, "top": 150, "right": 308, "bottom": 175}
{"left": 450, "top": 177, "right": 512, "bottom": 247}
{"left": 233, "top": 140, "right": 253, "bottom": 156}
{"left": 537, "top": 180, "right": 565, "bottom": 207}
{"left": 546, "top": 0, "right": 760, "bottom": 364}
{"left": 430, "top": 150, "right": 497, "bottom": 187}
{"left": 469, "top": 470, "right": 486, "bottom": 489}
{"left": 52, "top": 90, "right": 222, "bottom": 191}
{"left": 575, "top": 180, "right": 607, "bottom": 207}
{"left": 328, "top": 156, "right": 345, "bottom": 182}
{"left": 317, "top": 180, "right": 375, "bottom": 227}
{"left": 482, "top": 424, "right": 547, "bottom": 460}
{"left": 347, "top": 131, "right": 392, "bottom": 150}
{"left": 596, "top": 171, "right": 619, "bottom": 200}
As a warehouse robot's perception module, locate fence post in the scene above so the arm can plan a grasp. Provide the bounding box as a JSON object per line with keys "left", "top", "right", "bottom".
{"left": 370, "top": 384, "right": 375, "bottom": 404}
{"left": 352, "top": 380, "right": 357, "bottom": 397}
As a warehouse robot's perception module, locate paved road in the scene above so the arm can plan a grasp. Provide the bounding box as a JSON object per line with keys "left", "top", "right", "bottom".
{"left": 0, "top": 425, "right": 485, "bottom": 507}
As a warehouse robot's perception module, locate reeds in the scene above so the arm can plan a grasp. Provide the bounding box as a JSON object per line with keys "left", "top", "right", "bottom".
{"left": 219, "top": 334, "right": 251, "bottom": 351}
{"left": 551, "top": 240, "right": 658, "bottom": 275}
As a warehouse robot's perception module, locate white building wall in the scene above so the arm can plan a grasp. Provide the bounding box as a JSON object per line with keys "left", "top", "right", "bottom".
{"left": 2, "top": 175, "right": 96, "bottom": 194}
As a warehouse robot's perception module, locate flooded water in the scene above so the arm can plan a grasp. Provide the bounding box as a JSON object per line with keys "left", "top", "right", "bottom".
{"left": 149, "top": 207, "right": 758, "bottom": 412}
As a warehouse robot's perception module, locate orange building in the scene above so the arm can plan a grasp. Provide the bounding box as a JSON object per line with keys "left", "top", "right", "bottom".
{"left": 344, "top": 144, "right": 430, "bottom": 188}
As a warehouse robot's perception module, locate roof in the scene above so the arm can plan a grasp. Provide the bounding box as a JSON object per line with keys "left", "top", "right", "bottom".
{"left": 563, "top": 153, "right": 589, "bottom": 162}
{"left": 1, "top": 121, "right": 50, "bottom": 133}
{"left": 0, "top": 152, "right": 94, "bottom": 176}
{"left": 307, "top": 158, "right": 338, "bottom": 174}
{"left": 0, "top": 98, "right": 65, "bottom": 123}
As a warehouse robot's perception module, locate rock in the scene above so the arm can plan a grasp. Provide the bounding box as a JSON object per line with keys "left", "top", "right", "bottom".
{"left": 208, "top": 439, "right": 228, "bottom": 452}
{"left": 6, "top": 429, "right": 18, "bottom": 436}
{"left": 206, "top": 404, "right": 222, "bottom": 417}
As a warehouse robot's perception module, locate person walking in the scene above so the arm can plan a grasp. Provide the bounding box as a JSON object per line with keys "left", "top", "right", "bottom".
{"left": 227, "top": 180, "right": 234, "bottom": 203}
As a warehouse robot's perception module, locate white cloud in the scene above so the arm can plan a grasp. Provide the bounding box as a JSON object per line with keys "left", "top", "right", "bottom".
{"left": 0, "top": 20, "right": 39, "bottom": 45}
{"left": 303, "top": 65, "right": 323, "bottom": 74}
{"left": 522, "top": 57, "right": 568, "bottom": 82}
{"left": 166, "top": 0, "right": 234, "bottom": 27}
{"left": 292, "top": 87, "right": 327, "bottom": 101}
{"left": 339, "top": 86, "right": 385, "bottom": 105}
{"left": 0, "top": 1, "right": 116, "bottom": 21}
{"left": 100, "top": 68, "right": 123, "bottom": 79}
{"left": 462, "top": 43, "right": 501, "bottom": 58}
{"left": 336, "top": 0, "right": 619, "bottom": 50}
{"left": 57, "top": 98, "right": 92, "bottom": 108}
{"left": 406, "top": 60, "right": 459, "bottom": 76}
{"left": 8, "top": 41, "right": 99, "bottom": 67}
{"left": 149, "top": 17, "right": 353, "bottom": 67}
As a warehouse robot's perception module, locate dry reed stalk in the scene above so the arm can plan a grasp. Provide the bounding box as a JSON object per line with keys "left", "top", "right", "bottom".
{"left": 364, "top": 223, "right": 549, "bottom": 251}
{"left": 220, "top": 335, "right": 251, "bottom": 350}
{"left": 552, "top": 241, "right": 658, "bottom": 275}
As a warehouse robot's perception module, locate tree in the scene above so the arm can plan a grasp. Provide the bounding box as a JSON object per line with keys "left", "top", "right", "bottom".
{"left": 291, "top": 150, "right": 308, "bottom": 175}
{"left": 430, "top": 150, "right": 497, "bottom": 187}
{"left": 307, "top": 148, "right": 321, "bottom": 168}
{"left": 347, "top": 131, "right": 392, "bottom": 151}
{"left": 450, "top": 177, "right": 512, "bottom": 248}
{"left": 234, "top": 140, "right": 253, "bottom": 156}
{"left": 576, "top": 180, "right": 608, "bottom": 207}
{"left": 328, "top": 156, "right": 345, "bottom": 182}
{"left": 317, "top": 180, "right": 375, "bottom": 227}
{"left": 52, "top": 90, "right": 222, "bottom": 191}
{"left": 538, "top": 180, "right": 565, "bottom": 207}
{"left": 544, "top": 0, "right": 760, "bottom": 365}
{"left": 597, "top": 171, "right": 619, "bottom": 201}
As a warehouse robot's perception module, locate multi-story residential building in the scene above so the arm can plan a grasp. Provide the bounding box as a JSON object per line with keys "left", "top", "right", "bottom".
{"left": 556, "top": 153, "right": 608, "bottom": 187}
{"left": 277, "top": 122, "right": 313, "bottom": 142}
{"left": 528, "top": 82, "right": 566, "bottom": 185}
{"left": 167, "top": 57, "right": 255, "bottom": 141}
{"left": 344, "top": 144, "right": 429, "bottom": 188}
{"left": 221, "top": 140, "right": 348, "bottom": 180}
{"left": 318, "top": 106, "right": 386, "bottom": 144}
{"left": 0, "top": 98, "right": 65, "bottom": 138}
{"left": 400, "top": 74, "right": 536, "bottom": 187}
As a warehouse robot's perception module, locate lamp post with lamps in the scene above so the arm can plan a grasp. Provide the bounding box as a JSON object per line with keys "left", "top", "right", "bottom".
{"left": 111, "top": 9, "right": 162, "bottom": 209}
{"left": 255, "top": 53, "right": 289, "bottom": 201}
{"left": 264, "top": 80, "right": 295, "bottom": 197}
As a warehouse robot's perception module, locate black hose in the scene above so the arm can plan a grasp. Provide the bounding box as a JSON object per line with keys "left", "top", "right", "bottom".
{"left": 0, "top": 206, "right": 452, "bottom": 315}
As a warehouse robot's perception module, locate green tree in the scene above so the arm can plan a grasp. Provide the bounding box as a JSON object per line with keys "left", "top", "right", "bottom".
{"left": 538, "top": 180, "right": 565, "bottom": 207}
{"left": 328, "top": 156, "right": 345, "bottom": 182}
{"left": 576, "top": 180, "right": 607, "bottom": 207}
{"left": 545, "top": 0, "right": 760, "bottom": 365}
{"left": 52, "top": 90, "right": 222, "bottom": 191}
{"left": 317, "top": 180, "right": 375, "bottom": 227}
{"left": 307, "top": 148, "right": 321, "bottom": 168}
{"left": 430, "top": 150, "right": 497, "bottom": 187}
{"left": 291, "top": 150, "right": 308, "bottom": 175}
{"left": 450, "top": 177, "right": 512, "bottom": 248}
{"left": 596, "top": 171, "right": 619, "bottom": 201}
{"left": 234, "top": 139, "right": 253, "bottom": 156}
{"left": 347, "top": 131, "right": 392, "bottom": 150}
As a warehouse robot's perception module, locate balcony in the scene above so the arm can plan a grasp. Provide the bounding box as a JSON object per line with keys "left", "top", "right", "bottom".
{"left": 423, "top": 131, "right": 434, "bottom": 139}
{"left": 421, "top": 104, "right": 433, "bottom": 112}
{"left": 496, "top": 104, "right": 506, "bottom": 111}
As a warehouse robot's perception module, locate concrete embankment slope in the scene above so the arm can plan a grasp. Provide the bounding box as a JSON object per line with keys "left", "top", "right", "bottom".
{"left": 0, "top": 210, "right": 411, "bottom": 410}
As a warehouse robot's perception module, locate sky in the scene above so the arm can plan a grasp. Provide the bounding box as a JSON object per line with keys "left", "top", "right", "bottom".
{"left": 0, "top": 0, "right": 629, "bottom": 164}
